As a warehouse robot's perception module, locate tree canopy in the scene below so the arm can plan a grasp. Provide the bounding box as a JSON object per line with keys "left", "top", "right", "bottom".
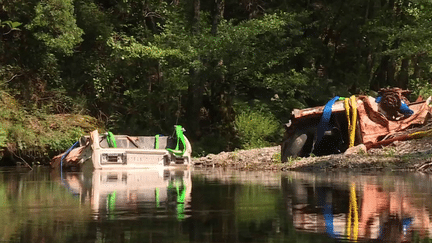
{"left": 1, "top": 0, "right": 432, "bottom": 156}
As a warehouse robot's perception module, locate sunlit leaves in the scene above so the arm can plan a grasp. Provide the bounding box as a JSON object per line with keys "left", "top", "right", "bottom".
{"left": 0, "top": 20, "right": 22, "bottom": 35}
{"left": 27, "top": 0, "right": 83, "bottom": 55}
{"left": 364, "top": 0, "right": 432, "bottom": 57}
{"left": 108, "top": 34, "right": 184, "bottom": 60}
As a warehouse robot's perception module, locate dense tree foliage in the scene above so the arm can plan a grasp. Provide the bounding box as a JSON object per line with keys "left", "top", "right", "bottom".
{"left": 1, "top": 0, "right": 432, "bottom": 156}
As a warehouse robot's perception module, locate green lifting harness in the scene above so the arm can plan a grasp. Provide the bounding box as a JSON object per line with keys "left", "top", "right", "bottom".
{"left": 107, "top": 132, "right": 117, "bottom": 148}
{"left": 155, "top": 134, "right": 160, "bottom": 149}
{"left": 167, "top": 125, "right": 187, "bottom": 157}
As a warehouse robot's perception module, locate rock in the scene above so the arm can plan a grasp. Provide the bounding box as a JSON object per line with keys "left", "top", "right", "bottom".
{"left": 344, "top": 144, "right": 367, "bottom": 155}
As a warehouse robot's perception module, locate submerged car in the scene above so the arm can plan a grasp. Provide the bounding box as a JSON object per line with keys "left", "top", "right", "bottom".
{"left": 51, "top": 125, "right": 192, "bottom": 171}
{"left": 281, "top": 87, "right": 432, "bottom": 162}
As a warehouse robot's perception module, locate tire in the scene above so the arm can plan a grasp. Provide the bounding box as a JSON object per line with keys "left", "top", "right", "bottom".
{"left": 281, "top": 128, "right": 315, "bottom": 162}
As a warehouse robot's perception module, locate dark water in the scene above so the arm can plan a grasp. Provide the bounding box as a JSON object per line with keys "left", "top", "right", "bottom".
{"left": 1, "top": 167, "right": 432, "bottom": 243}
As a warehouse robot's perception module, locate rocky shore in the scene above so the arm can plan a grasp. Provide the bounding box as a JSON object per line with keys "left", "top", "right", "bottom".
{"left": 192, "top": 137, "right": 432, "bottom": 172}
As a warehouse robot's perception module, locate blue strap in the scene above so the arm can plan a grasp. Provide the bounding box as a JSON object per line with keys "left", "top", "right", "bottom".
{"left": 402, "top": 217, "right": 413, "bottom": 236}
{"left": 323, "top": 204, "right": 335, "bottom": 238}
{"left": 60, "top": 141, "right": 80, "bottom": 196}
{"left": 317, "top": 188, "right": 337, "bottom": 238}
{"left": 60, "top": 141, "right": 79, "bottom": 179}
{"left": 377, "top": 96, "right": 413, "bottom": 117}
{"left": 316, "top": 96, "right": 340, "bottom": 145}
{"left": 400, "top": 102, "right": 414, "bottom": 117}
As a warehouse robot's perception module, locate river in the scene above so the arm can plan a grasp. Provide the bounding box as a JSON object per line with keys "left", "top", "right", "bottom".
{"left": 0, "top": 167, "right": 431, "bottom": 242}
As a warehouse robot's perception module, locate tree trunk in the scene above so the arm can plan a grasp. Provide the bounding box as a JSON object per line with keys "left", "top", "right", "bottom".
{"left": 186, "top": 0, "right": 203, "bottom": 139}
{"left": 370, "top": 55, "right": 389, "bottom": 91}
{"left": 387, "top": 57, "right": 396, "bottom": 86}
{"left": 192, "top": 0, "right": 200, "bottom": 35}
{"left": 211, "top": 0, "right": 235, "bottom": 149}
{"left": 398, "top": 58, "right": 409, "bottom": 89}
{"left": 365, "top": 0, "right": 371, "bottom": 22}
{"left": 211, "top": 0, "right": 224, "bottom": 35}
{"left": 412, "top": 55, "right": 421, "bottom": 80}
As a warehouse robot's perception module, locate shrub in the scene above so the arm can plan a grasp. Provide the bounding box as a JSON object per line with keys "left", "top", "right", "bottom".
{"left": 410, "top": 78, "right": 432, "bottom": 100}
{"left": 192, "top": 134, "right": 228, "bottom": 157}
{"left": 235, "top": 110, "right": 280, "bottom": 149}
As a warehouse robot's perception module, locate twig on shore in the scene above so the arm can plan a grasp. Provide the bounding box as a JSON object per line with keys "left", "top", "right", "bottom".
{"left": 10, "top": 150, "right": 33, "bottom": 170}
{"left": 416, "top": 160, "right": 432, "bottom": 172}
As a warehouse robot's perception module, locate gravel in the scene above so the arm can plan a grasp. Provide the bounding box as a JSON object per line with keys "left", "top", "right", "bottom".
{"left": 192, "top": 137, "right": 432, "bottom": 172}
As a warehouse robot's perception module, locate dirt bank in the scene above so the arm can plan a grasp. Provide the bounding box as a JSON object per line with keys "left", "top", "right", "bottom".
{"left": 192, "top": 137, "right": 432, "bottom": 172}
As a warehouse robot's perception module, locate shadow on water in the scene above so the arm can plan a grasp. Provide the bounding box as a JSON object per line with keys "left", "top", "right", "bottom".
{"left": 1, "top": 167, "right": 432, "bottom": 242}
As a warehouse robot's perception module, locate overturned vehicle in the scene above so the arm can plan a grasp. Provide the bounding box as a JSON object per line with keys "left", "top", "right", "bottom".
{"left": 281, "top": 87, "right": 432, "bottom": 162}
{"left": 51, "top": 125, "right": 192, "bottom": 171}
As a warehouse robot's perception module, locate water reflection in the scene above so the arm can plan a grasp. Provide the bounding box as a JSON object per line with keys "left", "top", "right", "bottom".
{"left": 61, "top": 168, "right": 192, "bottom": 221}
{"left": 287, "top": 172, "right": 432, "bottom": 242}
{"left": 194, "top": 170, "right": 432, "bottom": 242}
{"left": 0, "top": 167, "right": 91, "bottom": 242}
{"left": 2, "top": 168, "right": 432, "bottom": 242}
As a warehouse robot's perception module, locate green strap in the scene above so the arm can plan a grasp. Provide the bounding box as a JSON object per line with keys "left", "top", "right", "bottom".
{"left": 175, "top": 181, "right": 186, "bottom": 221}
{"left": 167, "top": 125, "right": 187, "bottom": 157}
{"left": 108, "top": 191, "right": 116, "bottom": 208}
{"left": 107, "top": 191, "right": 116, "bottom": 219}
{"left": 177, "top": 203, "right": 185, "bottom": 221}
{"left": 155, "top": 187, "right": 160, "bottom": 207}
{"left": 155, "top": 134, "right": 159, "bottom": 149}
{"left": 107, "top": 132, "right": 117, "bottom": 148}
{"left": 176, "top": 180, "right": 186, "bottom": 203}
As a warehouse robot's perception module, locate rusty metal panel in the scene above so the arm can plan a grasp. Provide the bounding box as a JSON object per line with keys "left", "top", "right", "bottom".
{"left": 292, "top": 100, "right": 347, "bottom": 119}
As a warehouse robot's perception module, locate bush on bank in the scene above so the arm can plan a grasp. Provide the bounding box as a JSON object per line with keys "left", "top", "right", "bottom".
{"left": 235, "top": 110, "right": 282, "bottom": 149}
{"left": 0, "top": 91, "right": 103, "bottom": 165}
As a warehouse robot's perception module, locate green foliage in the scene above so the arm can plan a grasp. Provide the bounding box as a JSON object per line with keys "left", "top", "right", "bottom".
{"left": 383, "top": 147, "right": 396, "bottom": 158}
{"left": 0, "top": 20, "right": 22, "bottom": 33}
{"left": 3, "top": 0, "right": 432, "bottom": 161}
{"left": 27, "top": 0, "right": 83, "bottom": 55}
{"left": 272, "top": 152, "right": 281, "bottom": 163}
{"left": 192, "top": 134, "right": 228, "bottom": 157}
{"left": 0, "top": 90, "right": 101, "bottom": 163}
{"left": 43, "top": 127, "right": 85, "bottom": 151}
{"left": 0, "top": 126, "right": 6, "bottom": 148}
{"left": 410, "top": 79, "right": 432, "bottom": 99}
{"left": 235, "top": 110, "right": 280, "bottom": 149}
{"left": 235, "top": 185, "right": 278, "bottom": 224}
{"left": 287, "top": 156, "right": 301, "bottom": 165}
{"left": 108, "top": 34, "right": 184, "bottom": 60}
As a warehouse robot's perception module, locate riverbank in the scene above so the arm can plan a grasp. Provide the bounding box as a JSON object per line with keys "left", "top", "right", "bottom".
{"left": 192, "top": 136, "right": 432, "bottom": 172}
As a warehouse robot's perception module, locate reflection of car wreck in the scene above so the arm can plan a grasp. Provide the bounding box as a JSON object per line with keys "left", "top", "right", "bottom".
{"left": 60, "top": 168, "right": 192, "bottom": 221}
{"left": 281, "top": 87, "right": 432, "bottom": 162}
{"left": 290, "top": 180, "right": 432, "bottom": 241}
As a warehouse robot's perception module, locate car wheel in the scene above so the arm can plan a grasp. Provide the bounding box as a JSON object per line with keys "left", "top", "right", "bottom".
{"left": 281, "top": 128, "right": 314, "bottom": 162}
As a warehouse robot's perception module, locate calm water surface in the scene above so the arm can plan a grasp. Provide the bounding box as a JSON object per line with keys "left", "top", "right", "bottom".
{"left": 1, "top": 167, "right": 432, "bottom": 242}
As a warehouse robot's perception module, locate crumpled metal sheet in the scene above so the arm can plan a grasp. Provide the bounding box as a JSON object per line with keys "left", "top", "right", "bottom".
{"left": 356, "top": 96, "right": 432, "bottom": 149}
{"left": 50, "top": 145, "right": 91, "bottom": 169}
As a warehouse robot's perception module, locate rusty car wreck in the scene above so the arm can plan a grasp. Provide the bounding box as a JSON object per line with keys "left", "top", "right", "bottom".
{"left": 281, "top": 87, "right": 432, "bottom": 162}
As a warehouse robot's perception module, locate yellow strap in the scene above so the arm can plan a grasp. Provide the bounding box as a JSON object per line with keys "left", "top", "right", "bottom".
{"left": 347, "top": 183, "right": 359, "bottom": 241}
{"left": 345, "top": 96, "right": 357, "bottom": 147}
{"left": 344, "top": 98, "right": 351, "bottom": 128}
{"left": 409, "top": 129, "right": 432, "bottom": 139}
{"left": 350, "top": 96, "right": 357, "bottom": 147}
